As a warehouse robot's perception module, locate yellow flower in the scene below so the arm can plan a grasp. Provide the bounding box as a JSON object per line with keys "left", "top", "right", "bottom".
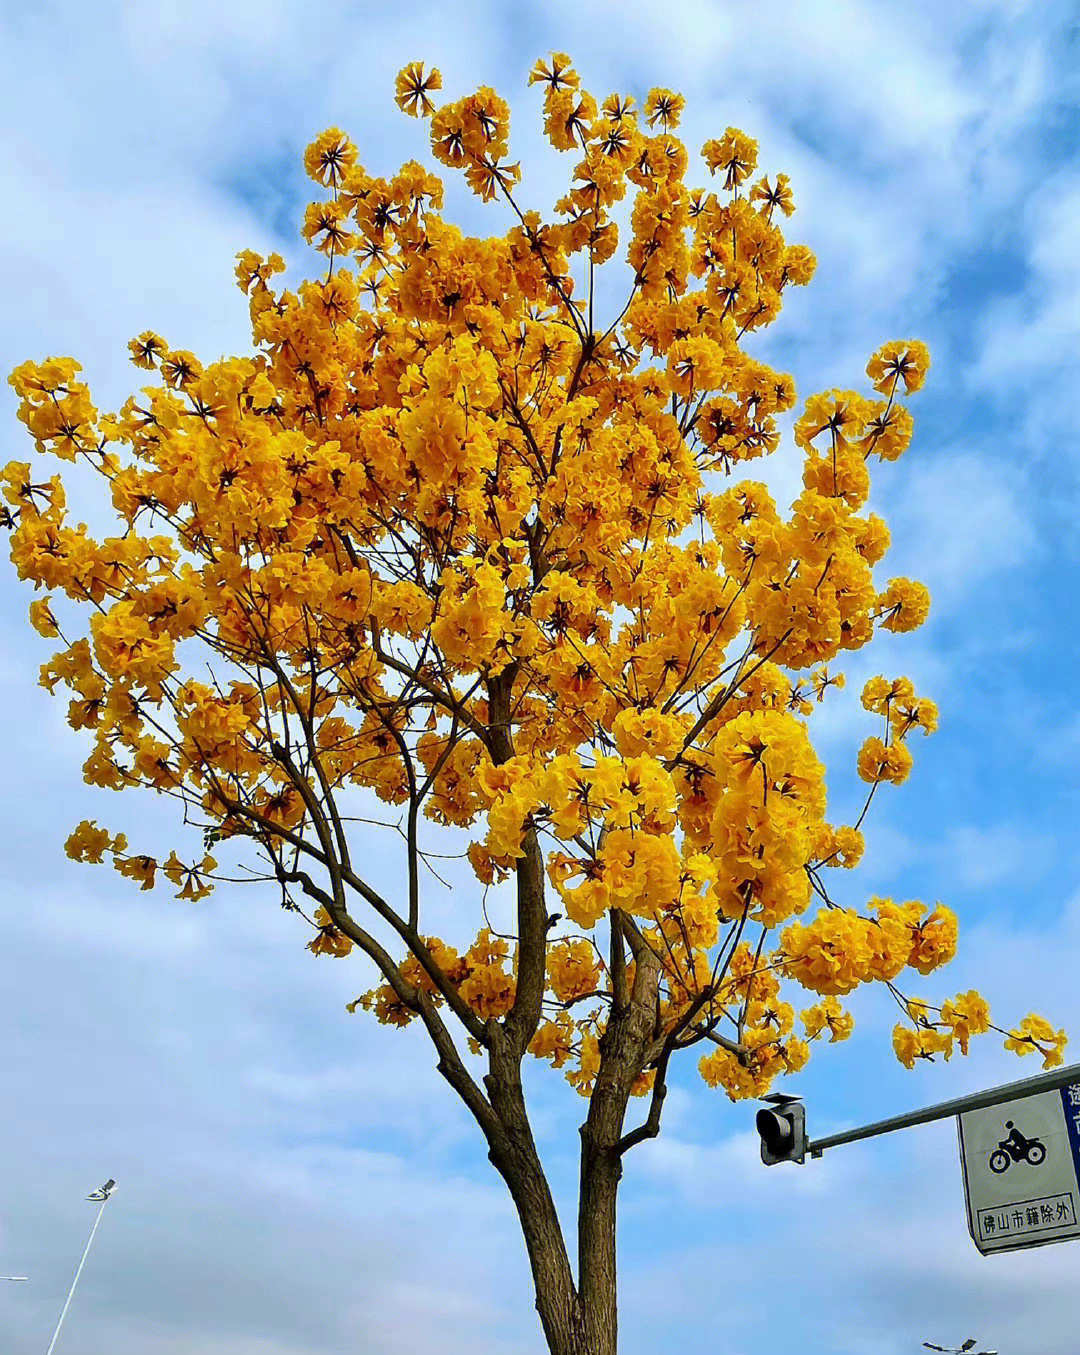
{"left": 749, "top": 173, "right": 795, "bottom": 217}
{"left": 876, "top": 578, "right": 931, "bottom": 632}
{"left": 301, "top": 200, "right": 355, "bottom": 255}
{"left": 701, "top": 127, "right": 758, "bottom": 188}
{"left": 460, "top": 928, "right": 516, "bottom": 1017}
{"left": 303, "top": 128, "right": 358, "bottom": 187}
{"left": 861, "top": 676, "right": 915, "bottom": 714}
{"left": 892, "top": 1024, "right": 953, "bottom": 1069}
{"left": 908, "top": 905, "right": 958, "bottom": 975}
{"left": 114, "top": 852, "right": 157, "bottom": 891}
{"left": 529, "top": 1014, "right": 575, "bottom": 1068}
{"left": 128, "top": 332, "right": 166, "bottom": 369}
{"left": 29, "top": 596, "right": 60, "bottom": 637}
{"left": 357, "top": 984, "right": 415, "bottom": 1026}
{"left": 940, "top": 991, "right": 991, "bottom": 1055}
{"left": 547, "top": 939, "right": 601, "bottom": 1003}
{"left": 866, "top": 339, "right": 931, "bottom": 395}
{"left": 65, "top": 820, "right": 115, "bottom": 864}
{"left": 395, "top": 62, "right": 442, "bottom": 118}
{"left": 861, "top": 401, "right": 913, "bottom": 461}
{"left": 162, "top": 850, "right": 217, "bottom": 902}
{"left": 857, "top": 737, "right": 913, "bottom": 785}
{"left": 528, "top": 53, "right": 578, "bottom": 91}
{"left": 892, "top": 693, "right": 938, "bottom": 737}
{"left": 802, "top": 996, "right": 854, "bottom": 1043}
{"left": 307, "top": 906, "right": 354, "bottom": 958}
{"left": 780, "top": 911, "right": 873, "bottom": 996}
{"left": 644, "top": 88, "right": 685, "bottom": 130}
{"left": 1005, "top": 1015, "right": 1068, "bottom": 1069}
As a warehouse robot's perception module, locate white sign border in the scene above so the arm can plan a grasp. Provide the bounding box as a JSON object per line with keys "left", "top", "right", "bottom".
{"left": 957, "top": 1089, "right": 1080, "bottom": 1256}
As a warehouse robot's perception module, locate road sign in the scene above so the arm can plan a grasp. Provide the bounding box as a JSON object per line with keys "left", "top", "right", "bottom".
{"left": 958, "top": 1081, "right": 1080, "bottom": 1254}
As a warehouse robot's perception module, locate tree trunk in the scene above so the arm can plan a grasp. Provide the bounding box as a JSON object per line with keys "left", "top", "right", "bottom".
{"left": 477, "top": 905, "right": 662, "bottom": 1355}
{"left": 578, "top": 1136, "right": 621, "bottom": 1355}
{"left": 478, "top": 680, "right": 655, "bottom": 1353}
{"left": 575, "top": 942, "right": 663, "bottom": 1355}
{"left": 461, "top": 1022, "right": 660, "bottom": 1355}
{"left": 485, "top": 1027, "right": 590, "bottom": 1355}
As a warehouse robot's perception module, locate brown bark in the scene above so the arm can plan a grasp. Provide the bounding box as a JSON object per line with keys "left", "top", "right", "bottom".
{"left": 576, "top": 937, "right": 663, "bottom": 1355}
{"left": 479, "top": 930, "right": 663, "bottom": 1355}
{"left": 577, "top": 1143, "right": 621, "bottom": 1355}
{"left": 484, "top": 1025, "right": 589, "bottom": 1355}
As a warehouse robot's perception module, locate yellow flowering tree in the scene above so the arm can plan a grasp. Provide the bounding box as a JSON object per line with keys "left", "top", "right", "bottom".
{"left": 3, "top": 55, "right": 1064, "bottom": 1355}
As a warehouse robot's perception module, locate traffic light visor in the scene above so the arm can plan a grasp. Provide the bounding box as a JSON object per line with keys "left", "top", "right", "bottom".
{"left": 756, "top": 1108, "right": 793, "bottom": 1156}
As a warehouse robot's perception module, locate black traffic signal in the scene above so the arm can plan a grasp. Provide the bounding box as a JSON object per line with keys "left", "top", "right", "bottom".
{"left": 755, "top": 1094, "right": 806, "bottom": 1165}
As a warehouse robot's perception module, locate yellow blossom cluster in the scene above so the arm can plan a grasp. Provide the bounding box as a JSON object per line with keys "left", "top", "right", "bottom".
{"left": 856, "top": 674, "right": 938, "bottom": 789}
{"left": 802, "top": 996, "right": 854, "bottom": 1043}
{"left": 890, "top": 993, "right": 1065, "bottom": 1072}
{"left": 780, "top": 899, "right": 958, "bottom": 996}
{"left": 356, "top": 928, "right": 515, "bottom": 1024}
{"left": 698, "top": 946, "right": 810, "bottom": 1098}
{"left": 64, "top": 820, "right": 215, "bottom": 901}
{"left": 1004, "top": 1014, "right": 1069, "bottom": 1069}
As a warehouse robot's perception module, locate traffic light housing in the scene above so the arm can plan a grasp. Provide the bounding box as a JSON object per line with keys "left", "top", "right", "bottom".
{"left": 756, "top": 1094, "right": 806, "bottom": 1165}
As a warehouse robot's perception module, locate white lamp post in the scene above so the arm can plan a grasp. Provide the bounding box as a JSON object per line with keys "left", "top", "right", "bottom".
{"left": 44, "top": 1180, "right": 115, "bottom": 1355}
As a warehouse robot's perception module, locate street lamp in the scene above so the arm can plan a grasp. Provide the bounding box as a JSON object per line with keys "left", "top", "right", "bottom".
{"left": 44, "top": 1180, "right": 116, "bottom": 1355}
{"left": 924, "top": 1343, "right": 997, "bottom": 1354}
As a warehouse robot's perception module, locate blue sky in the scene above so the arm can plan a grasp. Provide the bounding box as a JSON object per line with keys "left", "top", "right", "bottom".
{"left": 2, "top": 2, "right": 1080, "bottom": 1353}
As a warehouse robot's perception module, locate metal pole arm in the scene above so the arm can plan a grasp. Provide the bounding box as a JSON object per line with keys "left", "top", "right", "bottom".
{"left": 807, "top": 1061, "right": 1080, "bottom": 1159}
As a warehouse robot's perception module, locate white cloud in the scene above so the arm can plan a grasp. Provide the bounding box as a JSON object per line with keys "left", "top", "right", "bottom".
{"left": 884, "top": 450, "right": 1036, "bottom": 606}
{"left": 975, "top": 174, "right": 1080, "bottom": 386}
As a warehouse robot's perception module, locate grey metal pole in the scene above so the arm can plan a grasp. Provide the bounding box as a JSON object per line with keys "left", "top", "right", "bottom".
{"left": 44, "top": 1184, "right": 114, "bottom": 1355}
{"left": 807, "top": 1061, "right": 1080, "bottom": 1158}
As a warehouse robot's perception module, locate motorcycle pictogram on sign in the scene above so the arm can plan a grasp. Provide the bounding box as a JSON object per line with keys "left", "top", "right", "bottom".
{"left": 988, "top": 1121, "right": 1047, "bottom": 1174}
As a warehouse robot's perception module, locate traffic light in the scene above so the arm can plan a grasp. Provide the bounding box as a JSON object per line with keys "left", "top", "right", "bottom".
{"left": 755, "top": 1094, "right": 806, "bottom": 1165}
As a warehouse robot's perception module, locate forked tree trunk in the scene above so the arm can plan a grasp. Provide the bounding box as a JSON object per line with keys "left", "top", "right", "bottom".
{"left": 491, "top": 1098, "right": 622, "bottom": 1355}
{"left": 480, "top": 948, "right": 662, "bottom": 1355}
